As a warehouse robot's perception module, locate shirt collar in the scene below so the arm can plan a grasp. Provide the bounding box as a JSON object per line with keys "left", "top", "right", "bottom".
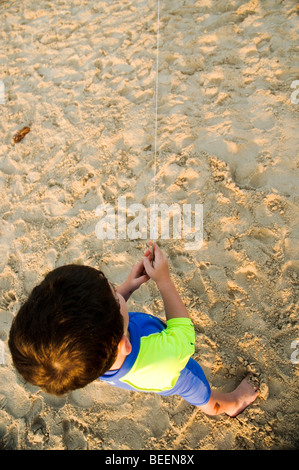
{"left": 101, "top": 313, "right": 140, "bottom": 380}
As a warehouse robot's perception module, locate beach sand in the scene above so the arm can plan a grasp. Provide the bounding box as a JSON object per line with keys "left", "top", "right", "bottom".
{"left": 0, "top": 0, "right": 298, "bottom": 450}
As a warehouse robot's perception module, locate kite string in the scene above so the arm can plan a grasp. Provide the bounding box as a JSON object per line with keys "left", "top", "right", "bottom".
{"left": 152, "top": 0, "right": 160, "bottom": 247}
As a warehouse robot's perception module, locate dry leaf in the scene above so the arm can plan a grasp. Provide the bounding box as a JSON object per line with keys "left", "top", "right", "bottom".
{"left": 13, "top": 126, "right": 30, "bottom": 143}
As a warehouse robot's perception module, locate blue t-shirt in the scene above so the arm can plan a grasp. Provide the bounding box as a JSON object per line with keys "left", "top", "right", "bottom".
{"left": 100, "top": 312, "right": 195, "bottom": 392}
{"left": 99, "top": 312, "right": 211, "bottom": 406}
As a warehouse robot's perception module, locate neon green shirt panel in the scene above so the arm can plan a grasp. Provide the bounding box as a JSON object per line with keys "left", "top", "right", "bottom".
{"left": 120, "top": 318, "right": 195, "bottom": 392}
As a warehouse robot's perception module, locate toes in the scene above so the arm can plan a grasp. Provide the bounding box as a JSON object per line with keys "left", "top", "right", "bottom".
{"left": 246, "top": 373, "right": 260, "bottom": 393}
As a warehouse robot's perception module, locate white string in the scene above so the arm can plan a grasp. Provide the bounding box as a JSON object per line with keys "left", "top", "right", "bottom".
{"left": 152, "top": 0, "right": 160, "bottom": 244}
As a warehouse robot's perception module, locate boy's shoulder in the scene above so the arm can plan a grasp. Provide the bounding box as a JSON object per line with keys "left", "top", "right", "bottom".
{"left": 128, "top": 311, "right": 194, "bottom": 344}
{"left": 128, "top": 311, "right": 166, "bottom": 334}
{"left": 122, "top": 313, "right": 195, "bottom": 392}
{"left": 128, "top": 311, "right": 195, "bottom": 364}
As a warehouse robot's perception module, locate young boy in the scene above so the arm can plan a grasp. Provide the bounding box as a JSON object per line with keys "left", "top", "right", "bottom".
{"left": 9, "top": 243, "right": 259, "bottom": 417}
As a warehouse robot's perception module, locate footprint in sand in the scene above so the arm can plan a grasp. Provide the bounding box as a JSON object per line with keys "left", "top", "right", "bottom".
{"left": 62, "top": 418, "right": 88, "bottom": 450}
{"left": 0, "top": 424, "right": 19, "bottom": 450}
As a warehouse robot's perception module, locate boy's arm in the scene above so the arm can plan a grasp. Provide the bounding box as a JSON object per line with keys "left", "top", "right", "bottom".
{"left": 156, "top": 277, "right": 189, "bottom": 320}
{"left": 116, "top": 259, "right": 149, "bottom": 301}
{"left": 143, "top": 243, "right": 189, "bottom": 320}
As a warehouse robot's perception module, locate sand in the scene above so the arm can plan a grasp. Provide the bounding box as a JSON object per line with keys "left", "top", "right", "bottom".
{"left": 0, "top": 0, "right": 298, "bottom": 451}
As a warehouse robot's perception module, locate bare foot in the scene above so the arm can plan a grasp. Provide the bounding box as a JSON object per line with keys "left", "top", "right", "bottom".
{"left": 227, "top": 375, "right": 260, "bottom": 417}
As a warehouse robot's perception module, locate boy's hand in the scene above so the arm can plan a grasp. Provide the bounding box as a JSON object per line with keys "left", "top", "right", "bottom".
{"left": 143, "top": 242, "right": 170, "bottom": 286}
{"left": 117, "top": 260, "right": 150, "bottom": 301}
{"left": 144, "top": 242, "right": 189, "bottom": 320}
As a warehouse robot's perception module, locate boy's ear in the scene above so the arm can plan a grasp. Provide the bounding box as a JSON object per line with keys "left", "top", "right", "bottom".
{"left": 119, "top": 334, "right": 132, "bottom": 356}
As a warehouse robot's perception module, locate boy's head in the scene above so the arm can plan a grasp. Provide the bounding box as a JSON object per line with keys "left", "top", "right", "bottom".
{"left": 8, "top": 264, "right": 125, "bottom": 396}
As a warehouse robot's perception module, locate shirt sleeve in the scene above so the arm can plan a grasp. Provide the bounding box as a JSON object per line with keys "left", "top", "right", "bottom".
{"left": 120, "top": 317, "right": 195, "bottom": 392}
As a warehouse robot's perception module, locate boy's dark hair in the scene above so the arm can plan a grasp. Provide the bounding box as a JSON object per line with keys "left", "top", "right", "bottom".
{"left": 8, "top": 264, "right": 124, "bottom": 396}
